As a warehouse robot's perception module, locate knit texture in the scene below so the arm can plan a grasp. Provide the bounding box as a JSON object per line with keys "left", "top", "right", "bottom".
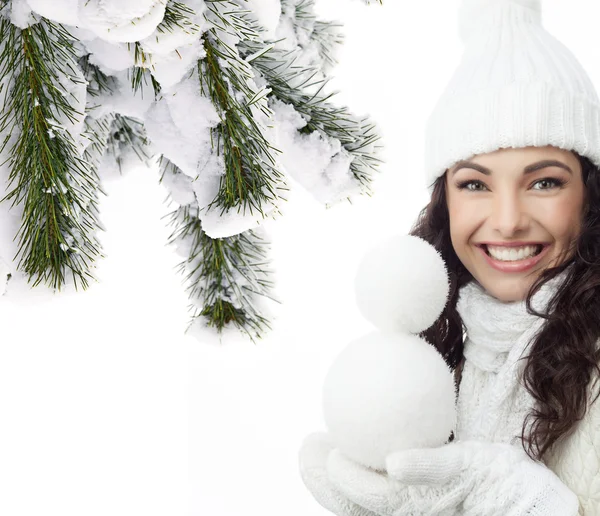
{"left": 455, "top": 267, "right": 572, "bottom": 445}
{"left": 453, "top": 267, "right": 581, "bottom": 515}
{"left": 424, "top": 0, "right": 600, "bottom": 194}
{"left": 323, "top": 435, "right": 580, "bottom": 515}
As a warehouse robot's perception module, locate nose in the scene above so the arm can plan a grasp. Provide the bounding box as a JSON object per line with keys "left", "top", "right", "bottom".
{"left": 489, "top": 191, "right": 531, "bottom": 237}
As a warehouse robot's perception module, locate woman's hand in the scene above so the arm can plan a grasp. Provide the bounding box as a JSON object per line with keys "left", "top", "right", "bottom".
{"left": 327, "top": 439, "right": 580, "bottom": 516}
{"left": 299, "top": 431, "right": 580, "bottom": 516}
{"left": 299, "top": 432, "right": 379, "bottom": 516}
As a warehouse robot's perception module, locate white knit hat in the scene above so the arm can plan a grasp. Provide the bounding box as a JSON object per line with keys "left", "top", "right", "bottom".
{"left": 424, "top": 0, "right": 600, "bottom": 195}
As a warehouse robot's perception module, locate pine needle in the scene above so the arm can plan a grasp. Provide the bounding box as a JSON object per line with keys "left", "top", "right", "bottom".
{"left": 0, "top": 19, "right": 105, "bottom": 290}
{"left": 161, "top": 159, "right": 279, "bottom": 343}
{"left": 199, "top": 0, "right": 290, "bottom": 220}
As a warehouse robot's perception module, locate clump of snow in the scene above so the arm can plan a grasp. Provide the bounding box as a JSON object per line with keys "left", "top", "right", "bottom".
{"left": 139, "top": 0, "right": 207, "bottom": 56}
{"left": 90, "top": 70, "right": 155, "bottom": 120}
{"left": 78, "top": 0, "right": 168, "bottom": 43}
{"left": 199, "top": 201, "right": 272, "bottom": 240}
{"left": 188, "top": 141, "right": 225, "bottom": 204}
{"left": 241, "top": 0, "right": 282, "bottom": 40}
{"left": 161, "top": 165, "right": 197, "bottom": 206}
{"left": 269, "top": 98, "right": 359, "bottom": 205}
{"left": 9, "top": 0, "right": 37, "bottom": 28}
{"left": 144, "top": 72, "right": 221, "bottom": 177}
{"left": 65, "top": 25, "right": 98, "bottom": 43}
{"left": 26, "top": 0, "right": 80, "bottom": 25}
{"left": 85, "top": 38, "right": 137, "bottom": 74}
{"left": 149, "top": 39, "right": 206, "bottom": 91}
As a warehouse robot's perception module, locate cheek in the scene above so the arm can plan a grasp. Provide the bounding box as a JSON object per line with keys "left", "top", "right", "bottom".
{"left": 448, "top": 213, "right": 476, "bottom": 264}
{"left": 447, "top": 202, "right": 477, "bottom": 243}
{"left": 540, "top": 197, "right": 584, "bottom": 241}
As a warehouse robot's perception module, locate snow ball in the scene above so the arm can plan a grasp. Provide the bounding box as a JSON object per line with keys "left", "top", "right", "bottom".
{"left": 323, "top": 331, "right": 457, "bottom": 471}
{"left": 354, "top": 234, "right": 449, "bottom": 334}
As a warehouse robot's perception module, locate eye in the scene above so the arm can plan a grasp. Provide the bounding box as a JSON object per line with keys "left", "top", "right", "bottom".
{"left": 532, "top": 178, "right": 566, "bottom": 190}
{"left": 455, "top": 180, "right": 485, "bottom": 191}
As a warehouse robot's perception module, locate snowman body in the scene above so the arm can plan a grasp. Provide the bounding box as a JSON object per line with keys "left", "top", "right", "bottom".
{"left": 322, "top": 235, "right": 457, "bottom": 471}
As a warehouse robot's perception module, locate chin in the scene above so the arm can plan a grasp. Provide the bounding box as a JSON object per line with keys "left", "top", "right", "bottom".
{"left": 474, "top": 275, "right": 533, "bottom": 303}
{"left": 490, "top": 289, "right": 527, "bottom": 303}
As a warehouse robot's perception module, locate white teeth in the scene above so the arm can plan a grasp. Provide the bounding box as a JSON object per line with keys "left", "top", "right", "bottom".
{"left": 486, "top": 245, "right": 542, "bottom": 262}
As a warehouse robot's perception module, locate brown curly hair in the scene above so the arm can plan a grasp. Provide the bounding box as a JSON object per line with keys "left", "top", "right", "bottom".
{"left": 409, "top": 151, "right": 600, "bottom": 463}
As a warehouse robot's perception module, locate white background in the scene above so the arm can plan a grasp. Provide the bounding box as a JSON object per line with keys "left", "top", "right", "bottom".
{"left": 0, "top": 0, "right": 598, "bottom": 515}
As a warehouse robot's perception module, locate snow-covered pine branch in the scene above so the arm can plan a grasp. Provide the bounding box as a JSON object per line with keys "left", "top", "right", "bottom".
{"left": 160, "top": 156, "right": 280, "bottom": 343}
{"left": 0, "top": 0, "right": 384, "bottom": 342}
{"left": 194, "top": 0, "right": 290, "bottom": 237}
{"left": 0, "top": 16, "right": 105, "bottom": 290}
{"left": 241, "top": 0, "right": 384, "bottom": 206}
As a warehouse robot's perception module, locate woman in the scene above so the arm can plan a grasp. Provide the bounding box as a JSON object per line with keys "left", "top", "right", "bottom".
{"left": 298, "top": 1, "right": 600, "bottom": 514}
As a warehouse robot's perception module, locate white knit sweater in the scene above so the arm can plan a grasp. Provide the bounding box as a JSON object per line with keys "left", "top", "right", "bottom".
{"left": 454, "top": 267, "right": 600, "bottom": 515}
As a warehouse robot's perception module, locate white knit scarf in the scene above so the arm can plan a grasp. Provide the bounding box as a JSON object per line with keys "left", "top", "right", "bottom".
{"left": 454, "top": 265, "right": 573, "bottom": 443}
{"left": 457, "top": 266, "right": 573, "bottom": 373}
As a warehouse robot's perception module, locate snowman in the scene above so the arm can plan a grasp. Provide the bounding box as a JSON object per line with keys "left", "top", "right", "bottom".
{"left": 322, "top": 235, "right": 457, "bottom": 471}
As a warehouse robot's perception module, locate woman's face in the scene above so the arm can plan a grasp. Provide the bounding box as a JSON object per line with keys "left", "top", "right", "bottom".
{"left": 445, "top": 145, "right": 586, "bottom": 302}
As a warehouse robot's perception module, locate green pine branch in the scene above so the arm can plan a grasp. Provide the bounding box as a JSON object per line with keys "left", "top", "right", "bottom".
{"left": 240, "top": 37, "right": 384, "bottom": 204}
{"left": 199, "top": 0, "right": 289, "bottom": 220}
{"left": 0, "top": 18, "right": 105, "bottom": 290}
{"left": 161, "top": 158, "right": 279, "bottom": 343}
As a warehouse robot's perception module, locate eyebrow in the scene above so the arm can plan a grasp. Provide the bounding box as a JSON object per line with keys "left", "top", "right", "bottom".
{"left": 451, "top": 159, "right": 573, "bottom": 176}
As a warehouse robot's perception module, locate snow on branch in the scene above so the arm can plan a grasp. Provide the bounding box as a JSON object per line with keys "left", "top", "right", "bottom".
{"left": 0, "top": 0, "right": 384, "bottom": 341}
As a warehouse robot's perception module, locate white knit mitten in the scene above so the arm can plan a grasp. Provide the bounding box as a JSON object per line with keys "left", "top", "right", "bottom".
{"left": 298, "top": 432, "right": 378, "bottom": 516}
{"left": 300, "top": 432, "right": 465, "bottom": 516}
{"left": 326, "top": 439, "right": 580, "bottom": 516}
{"left": 500, "top": 458, "right": 581, "bottom": 516}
